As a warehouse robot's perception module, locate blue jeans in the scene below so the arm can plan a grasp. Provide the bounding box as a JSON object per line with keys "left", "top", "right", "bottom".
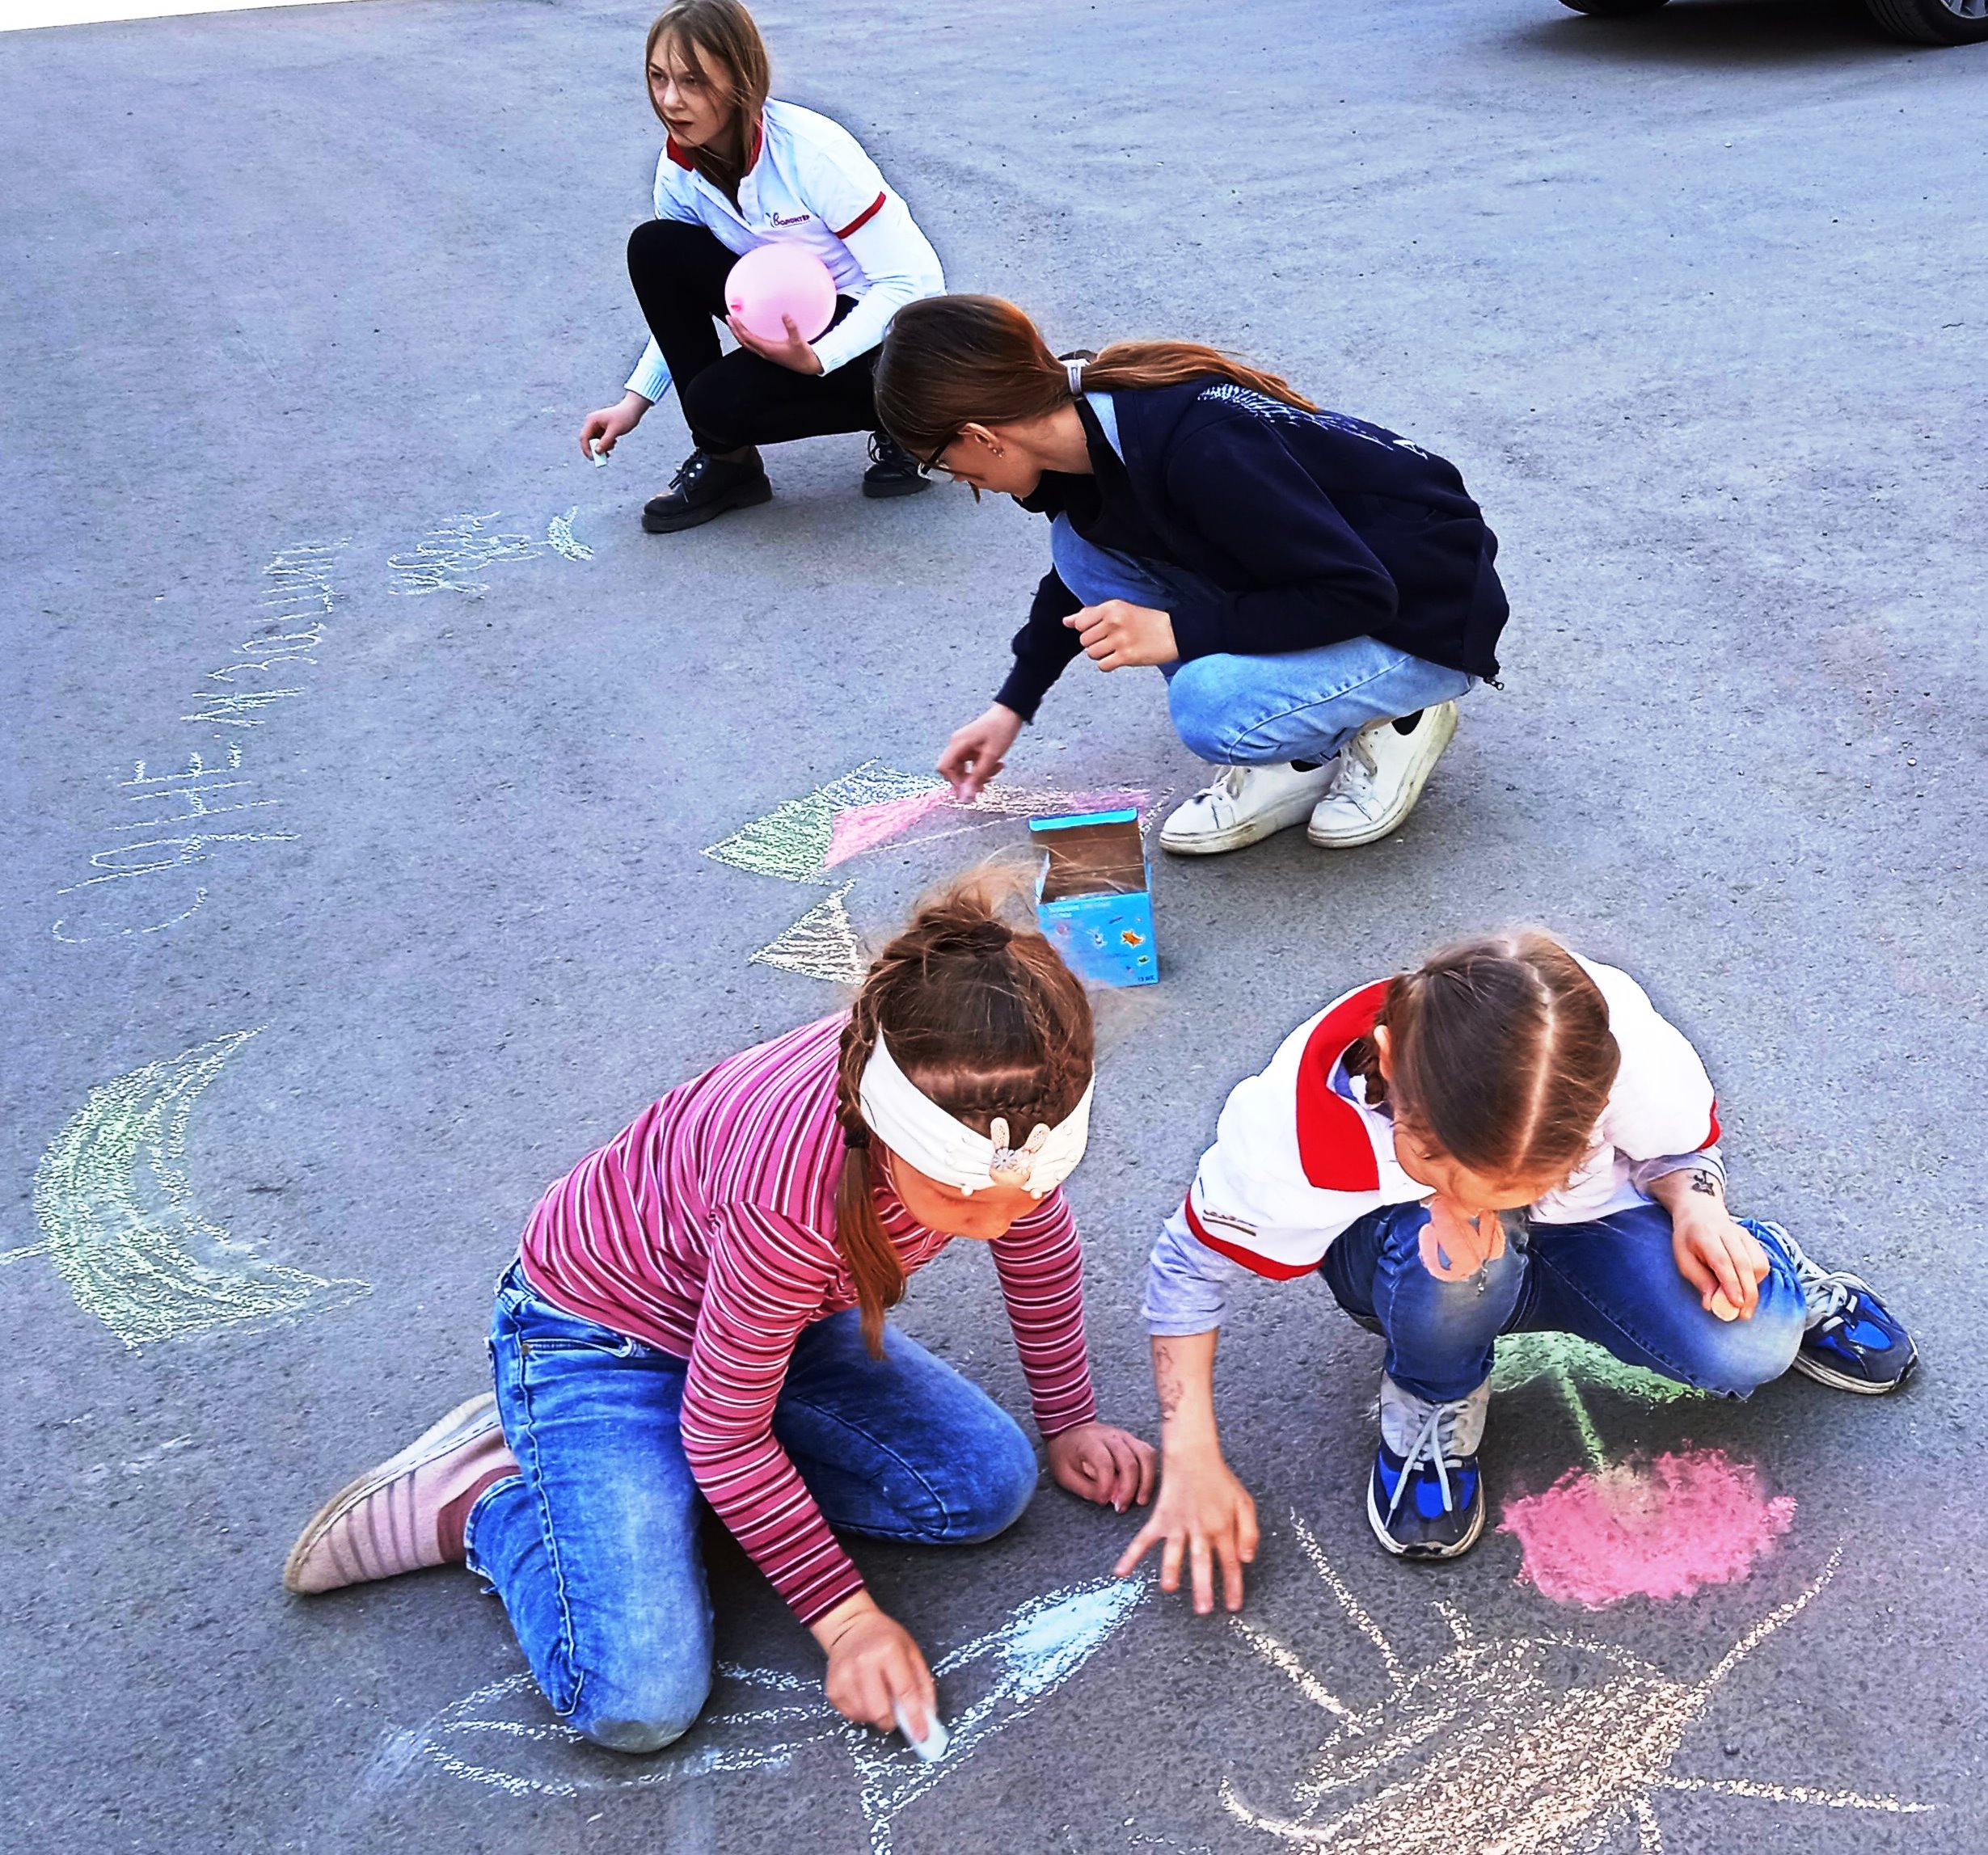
{"left": 1318, "top": 1199, "right": 1806, "bottom": 1405}
{"left": 463, "top": 1264, "right": 1040, "bottom": 1752}
{"left": 1050, "top": 516, "right": 1475, "bottom": 765}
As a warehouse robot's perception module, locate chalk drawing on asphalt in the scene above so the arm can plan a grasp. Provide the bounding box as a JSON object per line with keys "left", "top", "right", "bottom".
{"left": 388, "top": 512, "right": 560, "bottom": 597}
{"left": 749, "top": 882, "right": 863, "bottom": 984}
{"left": 1221, "top": 1522, "right": 1927, "bottom": 1853}
{"left": 384, "top": 1575, "right": 1150, "bottom": 1853}
{"left": 704, "top": 761, "right": 1150, "bottom": 887}
{"left": 51, "top": 542, "right": 345, "bottom": 942}
{"left": 706, "top": 763, "right": 948, "bottom": 883}
{"left": 707, "top": 761, "right": 1150, "bottom": 987}
{"left": 546, "top": 508, "right": 593, "bottom": 562}
{"left": 1488, "top": 1330, "right": 1794, "bottom": 1608}
{"left": 14, "top": 1030, "right": 369, "bottom": 1347}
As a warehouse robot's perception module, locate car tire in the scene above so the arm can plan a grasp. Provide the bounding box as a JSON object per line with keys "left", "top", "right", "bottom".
{"left": 1863, "top": 0, "right": 1988, "bottom": 43}
{"left": 1557, "top": 0, "right": 1671, "bottom": 12}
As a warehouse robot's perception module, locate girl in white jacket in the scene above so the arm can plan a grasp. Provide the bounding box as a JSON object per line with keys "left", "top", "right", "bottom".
{"left": 1119, "top": 929, "right": 1915, "bottom": 1604}
{"left": 579, "top": 1, "right": 945, "bottom": 532}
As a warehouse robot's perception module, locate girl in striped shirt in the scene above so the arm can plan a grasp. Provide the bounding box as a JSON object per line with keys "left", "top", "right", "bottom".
{"left": 282, "top": 879, "right": 1154, "bottom": 1752}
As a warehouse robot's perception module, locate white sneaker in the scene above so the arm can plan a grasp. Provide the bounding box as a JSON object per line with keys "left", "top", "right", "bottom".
{"left": 1159, "top": 761, "right": 1339, "bottom": 856}
{"left": 1306, "top": 702, "right": 1459, "bottom": 849}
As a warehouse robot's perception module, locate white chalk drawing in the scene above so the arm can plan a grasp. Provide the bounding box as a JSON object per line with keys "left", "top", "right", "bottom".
{"left": 51, "top": 542, "right": 345, "bottom": 942}
{"left": 15, "top": 1030, "right": 369, "bottom": 1347}
{"left": 50, "top": 516, "right": 585, "bottom": 941}
{"left": 546, "top": 508, "right": 593, "bottom": 563}
{"left": 53, "top": 744, "right": 300, "bottom": 942}
{"left": 388, "top": 513, "right": 548, "bottom": 597}
{"left": 386, "top": 1575, "right": 1149, "bottom": 1852}
{"left": 1219, "top": 1518, "right": 1929, "bottom": 1852}
{"left": 749, "top": 882, "right": 863, "bottom": 984}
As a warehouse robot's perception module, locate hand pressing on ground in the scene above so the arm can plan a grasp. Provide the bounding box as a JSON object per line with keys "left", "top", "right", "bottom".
{"left": 1115, "top": 1331, "right": 1258, "bottom": 1615}
{"left": 728, "top": 311, "right": 825, "bottom": 375}
{"left": 1115, "top": 1441, "right": 1259, "bottom": 1615}
{"left": 1047, "top": 1421, "right": 1157, "bottom": 1515}
{"left": 579, "top": 391, "right": 649, "bottom": 461}
{"left": 812, "top": 1592, "right": 938, "bottom": 1738}
{"left": 937, "top": 703, "right": 1024, "bottom": 800}
{"left": 1065, "top": 600, "right": 1177, "bottom": 671}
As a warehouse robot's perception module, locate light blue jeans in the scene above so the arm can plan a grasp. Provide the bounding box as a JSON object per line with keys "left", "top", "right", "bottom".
{"left": 1318, "top": 1200, "right": 1807, "bottom": 1405}
{"left": 1051, "top": 516, "right": 1475, "bottom": 766}
{"left": 463, "top": 1263, "right": 1040, "bottom": 1752}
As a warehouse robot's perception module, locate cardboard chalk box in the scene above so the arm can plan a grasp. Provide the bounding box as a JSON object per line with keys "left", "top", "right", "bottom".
{"left": 1029, "top": 808, "right": 1158, "bottom": 987}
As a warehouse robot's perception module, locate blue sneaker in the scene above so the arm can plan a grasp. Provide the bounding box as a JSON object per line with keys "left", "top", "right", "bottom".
{"left": 1757, "top": 1221, "right": 1918, "bottom": 1395}
{"left": 1366, "top": 1373, "right": 1488, "bottom": 1559}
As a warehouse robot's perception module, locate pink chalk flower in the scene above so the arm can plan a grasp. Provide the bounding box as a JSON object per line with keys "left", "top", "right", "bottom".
{"left": 1499, "top": 1448, "right": 1796, "bottom": 1609}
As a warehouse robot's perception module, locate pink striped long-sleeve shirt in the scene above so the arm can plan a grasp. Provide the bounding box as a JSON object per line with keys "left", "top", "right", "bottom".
{"left": 518, "top": 1015, "right": 1099, "bottom": 1624}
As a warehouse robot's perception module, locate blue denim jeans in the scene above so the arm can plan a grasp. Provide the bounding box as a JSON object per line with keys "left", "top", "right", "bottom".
{"left": 463, "top": 1263, "right": 1040, "bottom": 1752}
{"left": 1049, "top": 516, "right": 1475, "bottom": 766}
{"left": 1317, "top": 1199, "right": 1807, "bottom": 1405}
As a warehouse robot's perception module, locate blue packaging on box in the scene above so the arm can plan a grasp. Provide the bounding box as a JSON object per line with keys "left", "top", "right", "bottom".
{"left": 1029, "top": 807, "right": 1158, "bottom": 987}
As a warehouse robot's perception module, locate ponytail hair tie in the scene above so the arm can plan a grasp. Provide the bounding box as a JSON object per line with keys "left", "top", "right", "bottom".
{"left": 1065, "top": 357, "right": 1085, "bottom": 397}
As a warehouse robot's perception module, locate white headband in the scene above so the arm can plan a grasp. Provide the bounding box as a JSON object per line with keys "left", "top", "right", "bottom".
{"left": 859, "top": 1033, "right": 1093, "bottom": 1198}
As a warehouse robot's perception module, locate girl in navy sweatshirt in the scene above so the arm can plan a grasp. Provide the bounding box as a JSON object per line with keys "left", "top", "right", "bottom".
{"left": 874, "top": 296, "right": 1509, "bottom": 857}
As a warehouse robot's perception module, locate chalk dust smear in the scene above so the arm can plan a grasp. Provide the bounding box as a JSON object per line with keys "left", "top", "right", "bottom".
{"left": 1500, "top": 1449, "right": 1797, "bottom": 1609}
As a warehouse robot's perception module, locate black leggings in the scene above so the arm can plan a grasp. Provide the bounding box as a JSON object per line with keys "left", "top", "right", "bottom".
{"left": 627, "top": 218, "right": 884, "bottom": 452}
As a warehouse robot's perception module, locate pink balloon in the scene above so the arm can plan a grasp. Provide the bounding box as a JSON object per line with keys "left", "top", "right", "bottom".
{"left": 724, "top": 243, "right": 838, "bottom": 344}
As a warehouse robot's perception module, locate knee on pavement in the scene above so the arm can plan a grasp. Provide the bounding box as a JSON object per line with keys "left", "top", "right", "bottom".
{"left": 571, "top": 1655, "right": 714, "bottom": 1754}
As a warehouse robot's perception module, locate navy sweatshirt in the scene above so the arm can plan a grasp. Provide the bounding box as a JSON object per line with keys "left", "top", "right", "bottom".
{"left": 994, "top": 380, "right": 1510, "bottom": 722}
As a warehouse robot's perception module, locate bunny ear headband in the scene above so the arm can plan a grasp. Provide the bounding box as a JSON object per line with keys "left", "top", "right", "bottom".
{"left": 859, "top": 1033, "right": 1094, "bottom": 1197}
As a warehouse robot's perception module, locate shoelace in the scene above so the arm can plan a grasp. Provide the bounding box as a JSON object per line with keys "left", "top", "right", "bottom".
{"left": 1332, "top": 733, "right": 1379, "bottom": 803}
{"left": 669, "top": 451, "right": 710, "bottom": 493}
{"left": 1387, "top": 1395, "right": 1471, "bottom": 1520}
{"left": 1790, "top": 1253, "right": 1857, "bottom": 1331}
{"left": 1194, "top": 766, "right": 1252, "bottom": 811}
{"left": 1766, "top": 1222, "right": 1858, "bottom": 1332}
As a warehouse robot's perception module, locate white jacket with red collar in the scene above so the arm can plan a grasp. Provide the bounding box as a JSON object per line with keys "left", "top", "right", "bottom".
{"left": 627, "top": 98, "right": 944, "bottom": 403}
{"left": 1146, "top": 956, "right": 1724, "bottom": 1335}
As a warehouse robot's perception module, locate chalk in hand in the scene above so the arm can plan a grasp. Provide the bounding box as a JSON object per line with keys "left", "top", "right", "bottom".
{"left": 893, "top": 1697, "right": 949, "bottom": 1764}
{"left": 590, "top": 441, "right": 610, "bottom": 466}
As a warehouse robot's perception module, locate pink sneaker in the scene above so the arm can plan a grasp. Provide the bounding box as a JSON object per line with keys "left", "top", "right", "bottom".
{"left": 282, "top": 1393, "right": 516, "bottom": 1595}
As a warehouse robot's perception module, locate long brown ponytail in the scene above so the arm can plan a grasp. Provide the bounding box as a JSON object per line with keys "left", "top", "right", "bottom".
{"left": 834, "top": 869, "right": 1095, "bottom": 1356}
{"left": 873, "top": 294, "right": 1318, "bottom": 462}
{"left": 644, "top": 0, "right": 771, "bottom": 201}
{"left": 1346, "top": 930, "right": 1621, "bottom": 1188}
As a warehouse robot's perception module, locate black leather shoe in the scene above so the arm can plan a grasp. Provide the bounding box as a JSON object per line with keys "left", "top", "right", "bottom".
{"left": 861, "top": 431, "right": 931, "bottom": 500}
{"left": 642, "top": 448, "right": 773, "bottom": 533}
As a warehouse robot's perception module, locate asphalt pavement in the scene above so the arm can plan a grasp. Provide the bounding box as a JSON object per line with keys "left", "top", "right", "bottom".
{"left": 2, "top": 0, "right": 1983, "bottom": 1850}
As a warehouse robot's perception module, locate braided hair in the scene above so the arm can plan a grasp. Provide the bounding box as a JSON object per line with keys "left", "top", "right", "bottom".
{"left": 834, "top": 868, "right": 1095, "bottom": 1355}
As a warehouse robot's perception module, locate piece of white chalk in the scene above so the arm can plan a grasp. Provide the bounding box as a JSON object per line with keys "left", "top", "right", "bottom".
{"left": 893, "top": 1698, "right": 949, "bottom": 1763}
{"left": 590, "top": 442, "right": 610, "bottom": 466}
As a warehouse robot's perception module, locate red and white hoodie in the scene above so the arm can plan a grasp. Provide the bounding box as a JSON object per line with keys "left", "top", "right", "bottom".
{"left": 626, "top": 98, "right": 945, "bottom": 403}
{"left": 1143, "top": 956, "right": 1724, "bottom": 1335}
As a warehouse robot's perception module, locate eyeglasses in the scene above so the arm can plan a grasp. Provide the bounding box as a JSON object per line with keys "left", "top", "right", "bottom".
{"left": 918, "top": 435, "right": 959, "bottom": 477}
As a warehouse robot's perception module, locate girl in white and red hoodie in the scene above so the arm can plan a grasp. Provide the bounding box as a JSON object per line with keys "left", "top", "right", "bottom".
{"left": 579, "top": 0, "right": 946, "bottom": 531}
{"left": 1119, "top": 929, "right": 1915, "bottom": 1608}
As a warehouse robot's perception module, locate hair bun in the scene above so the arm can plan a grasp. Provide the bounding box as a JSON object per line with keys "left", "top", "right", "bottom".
{"left": 951, "top": 918, "right": 1014, "bottom": 956}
